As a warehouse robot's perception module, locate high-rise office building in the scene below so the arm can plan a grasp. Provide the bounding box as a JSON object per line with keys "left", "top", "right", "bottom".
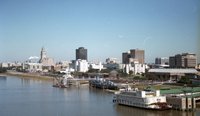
{"left": 76, "top": 47, "right": 87, "bottom": 61}
{"left": 183, "top": 53, "right": 197, "bottom": 68}
{"left": 155, "top": 57, "right": 169, "bottom": 65}
{"left": 122, "top": 49, "right": 145, "bottom": 64}
{"left": 169, "top": 56, "right": 176, "bottom": 68}
{"left": 130, "top": 49, "right": 145, "bottom": 64}
{"left": 122, "top": 52, "right": 129, "bottom": 64}
{"left": 169, "top": 53, "right": 197, "bottom": 68}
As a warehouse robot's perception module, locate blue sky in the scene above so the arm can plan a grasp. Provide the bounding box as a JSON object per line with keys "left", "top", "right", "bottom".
{"left": 0, "top": 0, "right": 199, "bottom": 63}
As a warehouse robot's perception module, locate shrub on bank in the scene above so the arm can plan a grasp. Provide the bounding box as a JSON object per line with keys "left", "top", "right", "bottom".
{"left": 0, "top": 67, "right": 7, "bottom": 73}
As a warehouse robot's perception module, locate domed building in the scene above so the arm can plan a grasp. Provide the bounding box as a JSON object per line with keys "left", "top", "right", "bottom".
{"left": 109, "top": 70, "right": 119, "bottom": 78}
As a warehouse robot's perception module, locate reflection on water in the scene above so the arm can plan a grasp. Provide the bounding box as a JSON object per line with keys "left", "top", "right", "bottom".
{"left": 21, "top": 78, "right": 30, "bottom": 86}
{"left": 115, "top": 104, "right": 196, "bottom": 116}
{"left": 0, "top": 76, "right": 7, "bottom": 80}
{"left": 0, "top": 76, "right": 200, "bottom": 116}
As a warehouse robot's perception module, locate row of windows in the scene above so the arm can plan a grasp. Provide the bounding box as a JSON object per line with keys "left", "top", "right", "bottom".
{"left": 118, "top": 96, "right": 144, "bottom": 103}
{"left": 31, "top": 66, "right": 41, "bottom": 69}
{"left": 117, "top": 99, "right": 147, "bottom": 107}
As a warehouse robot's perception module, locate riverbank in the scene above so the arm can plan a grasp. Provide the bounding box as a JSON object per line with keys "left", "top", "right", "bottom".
{"left": 1, "top": 71, "right": 54, "bottom": 81}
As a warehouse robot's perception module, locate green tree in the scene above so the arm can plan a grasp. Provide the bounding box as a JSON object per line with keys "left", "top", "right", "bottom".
{"left": 88, "top": 69, "right": 99, "bottom": 73}
{"left": 129, "top": 70, "right": 133, "bottom": 75}
{"left": 0, "top": 67, "right": 7, "bottom": 73}
{"left": 178, "top": 76, "right": 191, "bottom": 84}
{"left": 100, "top": 69, "right": 112, "bottom": 73}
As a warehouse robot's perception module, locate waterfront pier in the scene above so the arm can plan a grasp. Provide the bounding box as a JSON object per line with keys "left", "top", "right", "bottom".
{"left": 162, "top": 88, "right": 200, "bottom": 111}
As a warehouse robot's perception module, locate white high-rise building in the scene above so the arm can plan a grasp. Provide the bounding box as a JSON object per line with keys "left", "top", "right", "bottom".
{"left": 75, "top": 59, "right": 88, "bottom": 72}
{"left": 123, "top": 61, "right": 147, "bottom": 75}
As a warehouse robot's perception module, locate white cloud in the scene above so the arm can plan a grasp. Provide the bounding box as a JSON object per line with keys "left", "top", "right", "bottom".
{"left": 28, "top": 56, "right": 39, "bottom": 60}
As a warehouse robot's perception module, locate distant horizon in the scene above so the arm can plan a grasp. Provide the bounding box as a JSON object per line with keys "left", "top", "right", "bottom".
{"left": 0, "top": 0, "right": 199, "bottom": 63}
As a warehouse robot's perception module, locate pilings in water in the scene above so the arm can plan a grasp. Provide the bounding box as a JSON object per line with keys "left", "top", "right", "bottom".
{"left": 166, "top": 96, "right": 196, "bottom": 111}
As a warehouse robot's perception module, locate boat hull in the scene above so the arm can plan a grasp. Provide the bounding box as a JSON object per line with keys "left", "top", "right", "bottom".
{"left": 115, "top": 102, "right": 171, "bottom": 110}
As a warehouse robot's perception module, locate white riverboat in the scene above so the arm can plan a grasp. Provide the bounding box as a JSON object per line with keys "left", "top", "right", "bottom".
{"left": 113, "top": 89, "right": 171, "bottom": 110}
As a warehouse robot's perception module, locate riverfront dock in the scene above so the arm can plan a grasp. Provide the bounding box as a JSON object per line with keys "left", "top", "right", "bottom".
{"left": 161, "top": 87, "right": 200, "bottom": 111}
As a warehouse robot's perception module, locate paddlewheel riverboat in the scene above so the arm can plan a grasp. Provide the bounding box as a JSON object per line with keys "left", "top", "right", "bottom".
{"left": 113, "top": 89, "right": 171, "bottom": 110}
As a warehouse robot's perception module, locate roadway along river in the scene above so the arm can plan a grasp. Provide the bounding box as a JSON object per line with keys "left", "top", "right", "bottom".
{"left": 0, "top": 76, "right": 199, "bottom": 116}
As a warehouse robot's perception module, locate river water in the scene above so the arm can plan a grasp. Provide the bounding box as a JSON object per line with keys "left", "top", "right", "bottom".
{"left": 0, "top": 76, "right": 199, "bottom": 116}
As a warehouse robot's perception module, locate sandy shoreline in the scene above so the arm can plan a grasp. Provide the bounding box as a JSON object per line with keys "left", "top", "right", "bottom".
{"left": 0, "top": 71, "right": 54, "bottom": 81}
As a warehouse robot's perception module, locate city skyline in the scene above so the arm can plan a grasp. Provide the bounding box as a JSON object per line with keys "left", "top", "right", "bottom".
{"left": 0, "top": 0, "right": 200, "bottom": 63}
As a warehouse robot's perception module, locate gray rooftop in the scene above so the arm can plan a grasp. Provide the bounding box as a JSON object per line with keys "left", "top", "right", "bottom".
{"left": 148, "top": 68, "right": 198, "bottom": 74}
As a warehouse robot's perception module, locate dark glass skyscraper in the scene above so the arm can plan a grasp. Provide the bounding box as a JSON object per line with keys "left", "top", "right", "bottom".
{"left": 76, "top": 47, "right": 87, "bottom": 61}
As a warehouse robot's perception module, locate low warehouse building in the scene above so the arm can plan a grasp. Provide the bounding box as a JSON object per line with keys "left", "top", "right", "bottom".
{"left": 147, "top": 69, "right": 198, "bottom": 81}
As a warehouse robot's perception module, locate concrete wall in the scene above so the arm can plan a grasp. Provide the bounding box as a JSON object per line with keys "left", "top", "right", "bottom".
{"left": 166, "top": 96, "right": 196, "bottom": 111}
{"left": 166, "top": 96, "right": 186, "bottom": 110}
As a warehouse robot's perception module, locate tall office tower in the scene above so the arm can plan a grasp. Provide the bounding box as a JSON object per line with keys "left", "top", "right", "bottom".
{"left": 130, "top": 49, "right": 145, "bottom": 64}
{"left": 155, "top": 58, "right": 161, "bottom": 65}
{"left": 122, "top": 49, "right": 145, "bottom": 64}
{"left": 182, "top": 53, "right": 197, "bottom": 68}
{"left": 76, "top": 47, "right": 87, "bottom": 61}
{"left": 122, "top": 52, "right": 129, "bottom": 64}
{"left": 169, "top": 56, "right": 176, "bottom": 68}
{"left": 169, "top": 53, "right": 197, "bottom": 68}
